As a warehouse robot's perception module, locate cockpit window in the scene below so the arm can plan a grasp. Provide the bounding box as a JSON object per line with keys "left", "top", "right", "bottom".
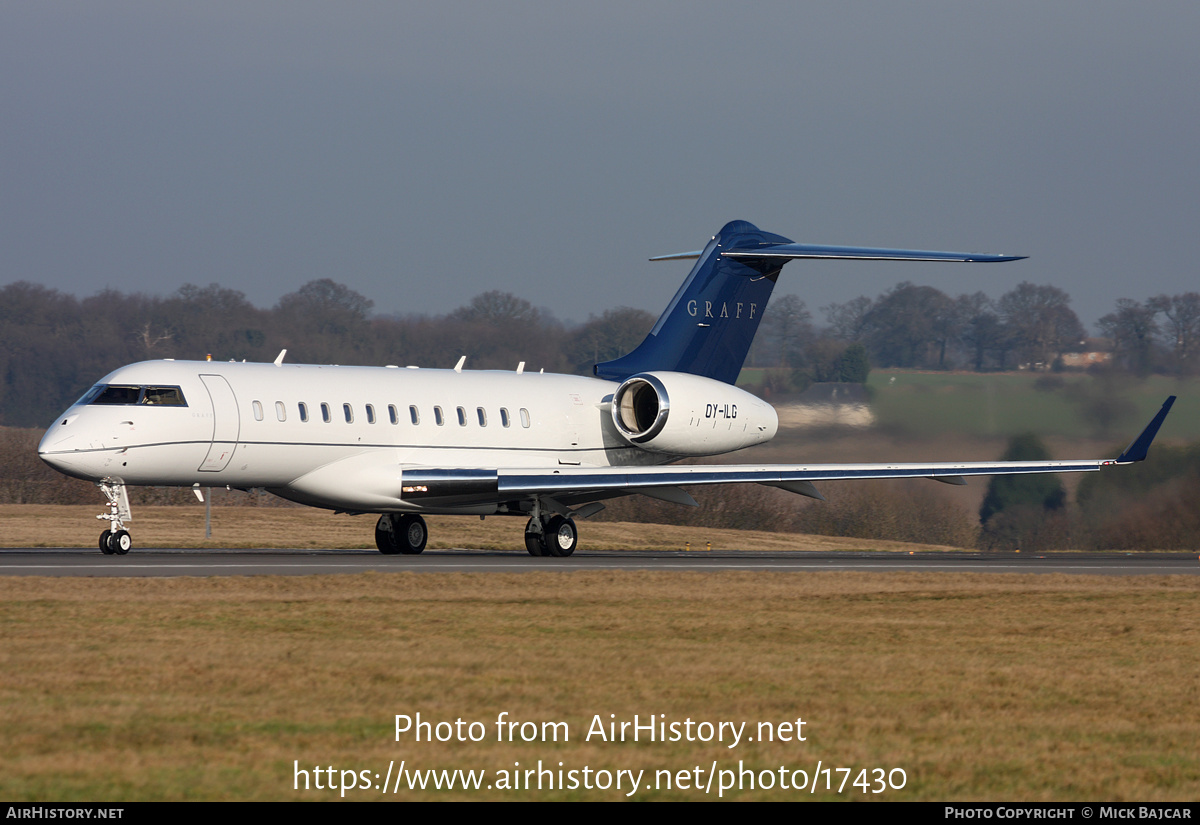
{"left": 88, "top": 385, "right": 187, "bottom": 407}
{"left": 91, "top": 386, "right": 143, "bottom": 405}
{"left": 75, "top": 385, "right": 105, "bottom": 406}
{"left": 143, "top": 387, "right": 186, "bottom": 406}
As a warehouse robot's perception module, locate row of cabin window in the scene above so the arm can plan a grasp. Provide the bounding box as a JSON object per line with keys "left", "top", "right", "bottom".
{"left": 250, "top": 401, "right": 531, "bottom": 429}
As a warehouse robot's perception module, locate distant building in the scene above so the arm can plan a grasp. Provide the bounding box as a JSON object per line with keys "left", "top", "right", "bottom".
{"left": 1059, "top": 351, "right": 1112, "bottom": 368}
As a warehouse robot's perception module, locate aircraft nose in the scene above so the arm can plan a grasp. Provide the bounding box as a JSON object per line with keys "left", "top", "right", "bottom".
{"left": 37, "top": 447, "right": 70, "bottom": 473}
{"left": 38, "top": 418, "right": 90, "bottom": 477}
{"left": 39, "top": 416, "right": 75, "bottom": 452}
{"left": 38, "top": 434, "right": 71, "bottom": 471}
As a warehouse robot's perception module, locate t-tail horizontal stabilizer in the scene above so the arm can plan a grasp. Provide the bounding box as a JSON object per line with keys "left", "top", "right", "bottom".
{"left": 648, "top": 246, "right": 1025, "bottom": 264}
{"left": 720, "top": 243, "right": 1026, "bottom": 264}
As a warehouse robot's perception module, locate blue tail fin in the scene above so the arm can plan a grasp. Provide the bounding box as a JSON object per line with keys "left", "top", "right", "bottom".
{"left": 594, "top": 220, "right": 1027, "bottom": 385}
{"left": 594, "top": 220, "right": 792, "bottom": 385}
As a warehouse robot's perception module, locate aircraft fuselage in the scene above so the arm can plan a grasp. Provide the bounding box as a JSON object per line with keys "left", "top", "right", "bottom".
{"left": 37, "top": 358, "right": 778, "bottom": 514}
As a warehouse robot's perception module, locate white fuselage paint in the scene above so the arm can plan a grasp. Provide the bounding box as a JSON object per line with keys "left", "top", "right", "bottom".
{"left": 38, "top": 360, "right": 774, "bottom": 514}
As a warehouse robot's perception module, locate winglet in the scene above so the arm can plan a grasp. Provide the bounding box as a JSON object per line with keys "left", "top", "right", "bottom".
{"left": 1116, "top": 396, "right": 1176, "bottom": 463}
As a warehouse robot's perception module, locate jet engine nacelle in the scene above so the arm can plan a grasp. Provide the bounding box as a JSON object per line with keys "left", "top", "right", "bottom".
{"left": 610, "top": 371, "right": 778, "bottom": 456}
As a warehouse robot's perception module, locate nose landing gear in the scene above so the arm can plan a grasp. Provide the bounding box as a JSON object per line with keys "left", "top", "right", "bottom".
{"left": 97, "top": 482, "right": 133, "bottom": 555}
{"left": 99, "top": 529, "right": 132, "bottom": 555}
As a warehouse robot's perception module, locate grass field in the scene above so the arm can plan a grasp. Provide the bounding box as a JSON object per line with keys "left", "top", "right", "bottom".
{"left": 740, "top": 368, "right": 1198, "bottom": 442}
{"left": 0, "top": 504, "right": 968, "bottom": 554}
{"left": 866, "top": 371, "right": 1200, "bottom": 441}
{"left": 1, "top": 571, "right": 1197, "bottom": 801}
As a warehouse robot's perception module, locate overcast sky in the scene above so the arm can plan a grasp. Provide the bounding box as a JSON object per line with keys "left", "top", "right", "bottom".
{"left": 3, "top": 2, "right": 1197, "bottom": 333}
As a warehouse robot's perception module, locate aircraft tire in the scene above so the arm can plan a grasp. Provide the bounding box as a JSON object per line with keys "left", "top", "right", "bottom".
{"left": 545, "top": 516, "right": 577, "bottom": 557}
{"left": 375, "top": 515, "right": 401, "bottom": 555}
{"left": 524, "top": 520, "right": 545, "bottom": 557}
{"left": 111, "top": 530, "right": 132, "bottom": 555}
{"left": 99, "top": 530, "right": 115, "bottom": 555}
{"left": 398, "top": 515, "right": 427, "bottom": 555}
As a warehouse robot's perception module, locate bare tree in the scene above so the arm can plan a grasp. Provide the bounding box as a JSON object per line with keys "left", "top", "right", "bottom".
{"left": 863, "top": 282, "right": 957, "bottom": 369}
{"left": 750, "top": 294, "right": 813, "bottom": 367}
{"left": 1148, "top": 292, "right": 1200, "bottom": 374}
{"left": 567, "top": 306, "right": 655, "bottom": 371}
{"left": 997, "top": 283, "right": 1084, "bottom": 369}
{"left": 449, "top": 291, "right": 540, "bottom": 326}
{"left": 822, "top": 295, "right": 873, "bottom": 342}
{"left": 957, "top": 293, "right": 1009, "bottom": 371}
{"left": 1099, "top": 298, "right": 1160, "bottom": 376}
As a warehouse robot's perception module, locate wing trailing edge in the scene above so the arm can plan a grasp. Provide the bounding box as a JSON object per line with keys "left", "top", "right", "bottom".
{"left": 497, "top": 459, "right": 1112, "bottom": 500}
{"left": 495, "top": 397, "right": 1174, "bottom": 504}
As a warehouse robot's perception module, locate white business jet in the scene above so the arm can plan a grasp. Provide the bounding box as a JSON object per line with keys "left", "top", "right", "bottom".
{"left": 38, "top": 221, "right": 1175, "bottom": 557}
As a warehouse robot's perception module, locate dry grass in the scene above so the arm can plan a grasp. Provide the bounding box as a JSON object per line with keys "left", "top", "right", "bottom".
{"left": 0, "top": 504, "right": 973, "bottom": 553}
{"left": 1, "top": 572, "right": 1198, "bottom": 800}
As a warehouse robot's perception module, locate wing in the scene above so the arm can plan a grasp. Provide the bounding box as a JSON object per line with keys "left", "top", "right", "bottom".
{"left": 393, "top": 397, "right": 1176, "bottom": 513}
{"left": 496, "top": 458, "right": 1111, "bottom": 506}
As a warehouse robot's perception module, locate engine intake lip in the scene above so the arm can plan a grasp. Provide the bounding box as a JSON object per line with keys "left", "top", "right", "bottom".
{"left": 612, "top": 373, "right": 670, "bottom": 443}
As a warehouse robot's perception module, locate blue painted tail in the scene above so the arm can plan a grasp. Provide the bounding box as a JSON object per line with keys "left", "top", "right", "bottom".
{"left": 594, "top": 220, "right": 1027, "bottom": 385}
{"left": 594, "top": 220, "right": 791, "bottom": 385}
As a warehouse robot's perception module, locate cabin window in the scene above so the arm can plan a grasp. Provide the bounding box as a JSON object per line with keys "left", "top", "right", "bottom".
{"left": 252, "top": 401, "right": 264, "bottom": 421}
{"left": 388, "top": 405, "right": 398, "bottom": 425}
{"left": 275, "top": 401, "right": 286, "bottom": 422}
{"left": 366, "top": 404, "right": 376, "bottom": 424}
{"left": 434, "top": 406, "right": 444, "bottom": 426}
{"left": 477, "top": 407, "right": 487, "bottom": 426}
{"left": 410, "top": 405, "right": 420, "bottom": 425}
{"left": 520, "top": 408, "right": 531, "bottom": 428}
{"left": 500, "top": 408, "right": 510, "bottom": 428}
{"left": 343, "top": 403, "right": 354, "bottom": 423}
{"left": 299, "top": 402, "right": 309, "bottom": 422}
{"left": 457, "top": 406, "right": 467, "bottom": 426}
{"left": 321, "top": 403, "right": 331, "bottom": 423}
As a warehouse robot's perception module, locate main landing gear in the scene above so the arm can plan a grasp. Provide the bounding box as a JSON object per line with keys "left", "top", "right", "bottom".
{"left": 524, "top": 514, "right": 578, "bottom": 557}
{"left": 371, "top": 503, "right": 588, "bottom": 558}
{"left": 375, "top": 514, "right": 428, "bottom": 555}
{"left": 97, "top": 481, "right": 133, "bottom": 555}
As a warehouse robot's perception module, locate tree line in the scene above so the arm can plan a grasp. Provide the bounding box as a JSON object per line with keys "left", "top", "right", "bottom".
{"left": 0, "top": 279, "right": 656, "bottom": 427}
{"left": 751, "top": 283, "right": 1200, "bottom": 377}
{"left": 2, "top": 277, "right": 1196, "bottom": 427}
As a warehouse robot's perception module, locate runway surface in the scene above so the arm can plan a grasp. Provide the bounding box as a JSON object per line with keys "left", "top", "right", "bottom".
{"left": 2, "top": 548, "right": 1198, "bottom": 576}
